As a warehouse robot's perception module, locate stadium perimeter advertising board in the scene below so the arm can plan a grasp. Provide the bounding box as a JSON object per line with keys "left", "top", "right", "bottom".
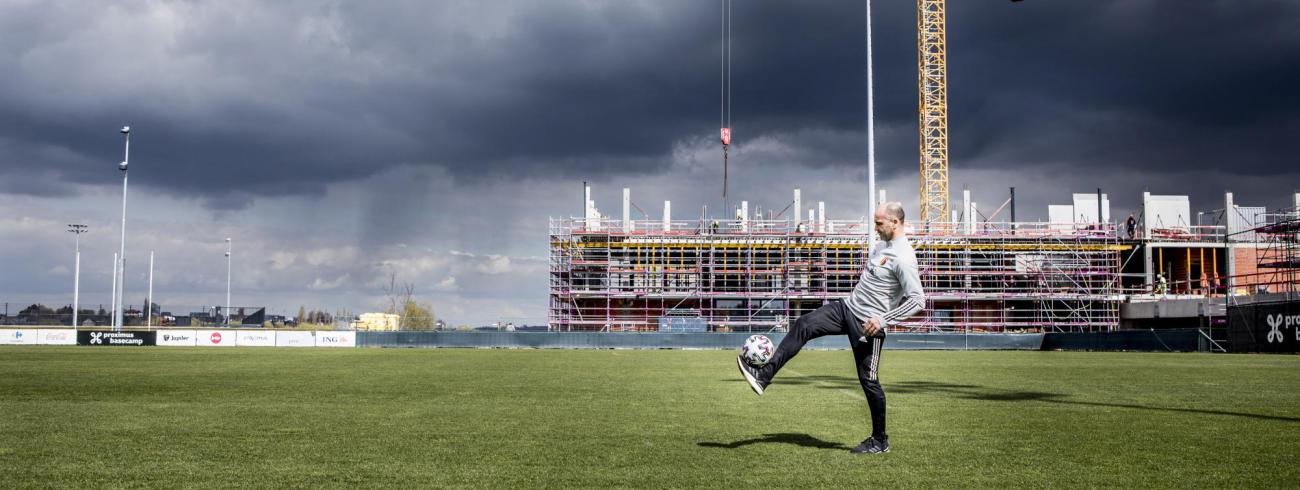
{"left": 1228, "top": 300, "right": 1300, "bottom": 353}
{"left": 39, "top": 329, "right": 77, "bottom": 345}
{"left": 77, "top": 330, "right": 156, "bottom": 346}
{"left": 158, "top": 331, "right": 199, "bottom": 346}
{"left": 0, "top": 329, "right": 38, "bottom": 345}
{"left": 0, "top": 329, "right": 357, "bottom": 348}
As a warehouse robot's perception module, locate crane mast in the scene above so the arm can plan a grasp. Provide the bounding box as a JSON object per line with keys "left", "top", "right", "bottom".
{"left": 917, "top": 0, "right": 950, "bottom": 225}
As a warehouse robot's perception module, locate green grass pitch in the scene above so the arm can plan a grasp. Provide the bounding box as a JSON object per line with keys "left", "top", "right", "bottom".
{"left": 1, "top": 347, "right": 1298, "bottom": 488}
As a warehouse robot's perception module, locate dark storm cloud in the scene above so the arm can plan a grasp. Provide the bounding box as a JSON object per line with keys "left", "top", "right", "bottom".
{"left": 0, "top": 0, "right": 1296, "bottom": 206}
{"left": 944, "top": 1, "right": 1300, "bottom": 174}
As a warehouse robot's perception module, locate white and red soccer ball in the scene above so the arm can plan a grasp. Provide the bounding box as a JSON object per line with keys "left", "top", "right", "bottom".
{"left": 741, "top": 334, "right": 774, "bottom": 367}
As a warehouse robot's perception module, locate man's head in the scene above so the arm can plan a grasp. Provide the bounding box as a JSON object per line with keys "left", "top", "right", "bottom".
{"left": 874, "top": 202, "right": 905, "bottom": 241}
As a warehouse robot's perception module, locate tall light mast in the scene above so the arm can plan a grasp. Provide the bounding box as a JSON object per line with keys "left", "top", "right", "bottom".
{"left": 917, "top": 0, "right": 950, "bottom": 225}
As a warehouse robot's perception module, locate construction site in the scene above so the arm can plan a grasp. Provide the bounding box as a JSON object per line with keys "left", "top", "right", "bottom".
{"left": 547, "top": 1, "right": 1300, "bottom": 337}
{"left": 548, "top": 188, "right": 1300, "bottom": 334}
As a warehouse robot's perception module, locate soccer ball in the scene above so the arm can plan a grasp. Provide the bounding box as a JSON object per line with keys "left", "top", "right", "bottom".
{"left": 741, "top": 335, "right": 774, "bottom": 367}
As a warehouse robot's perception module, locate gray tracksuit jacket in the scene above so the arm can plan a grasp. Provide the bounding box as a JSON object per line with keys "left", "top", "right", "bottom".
{"left": 844, "top": 235, "right": 926, "bottom": 331}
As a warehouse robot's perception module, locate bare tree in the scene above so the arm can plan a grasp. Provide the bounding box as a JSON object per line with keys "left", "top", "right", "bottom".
{"left": 383, "top": 271, "right": 436, "bottom": 330}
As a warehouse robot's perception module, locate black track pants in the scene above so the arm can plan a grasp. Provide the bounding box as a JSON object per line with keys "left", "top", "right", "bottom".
{"left": 757, "top": 299, "right": 887, "bottom": 440}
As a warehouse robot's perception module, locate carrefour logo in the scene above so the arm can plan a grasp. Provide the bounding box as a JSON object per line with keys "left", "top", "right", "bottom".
{"left": 1265, "top": 313, "right": 1300, "bottom": 343}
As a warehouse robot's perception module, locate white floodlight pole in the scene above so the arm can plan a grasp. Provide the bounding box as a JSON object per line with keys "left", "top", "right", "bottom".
{"left": 68, "top": 224, "right": 88, "bottom": 328}
{"left": 866, "top": 0, "right": 878, "bottom": 250}
{"left": 110, "top": 252, "right": 118, "bottom": 330}
{"left": 116, "top": 126, "right": 130, "bottom": 330}
{"left": 74, "top": 234, "right": 81, "bottom": 327}
{"left": 225, "top": 238, "right": 232, "bottom": 325}
{"left": 146, "top": 250, "right": 154, "bottom": 328}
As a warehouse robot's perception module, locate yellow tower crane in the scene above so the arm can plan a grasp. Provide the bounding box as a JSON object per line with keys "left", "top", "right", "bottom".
{"left": 917, "top": 0, "right": 950, "bottom": 225}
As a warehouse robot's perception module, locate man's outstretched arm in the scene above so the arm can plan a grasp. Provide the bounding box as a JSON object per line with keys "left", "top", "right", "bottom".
{"left": 881, "top": 257, "right": 925, "bottom": 326}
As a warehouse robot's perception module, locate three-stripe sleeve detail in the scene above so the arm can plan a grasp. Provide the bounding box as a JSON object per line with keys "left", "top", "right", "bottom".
{"left": 880, "top": 294, "right": 924, "bottom": 325}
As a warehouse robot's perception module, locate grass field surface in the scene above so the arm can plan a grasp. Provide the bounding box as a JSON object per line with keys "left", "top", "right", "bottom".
{"left": 1, "top": 347, "right": 1298, "bottom": 488}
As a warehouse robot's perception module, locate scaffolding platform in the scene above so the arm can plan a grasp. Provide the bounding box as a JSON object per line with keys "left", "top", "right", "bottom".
{"left": 550, "top": 218, "right": 1123, "bottom": 333}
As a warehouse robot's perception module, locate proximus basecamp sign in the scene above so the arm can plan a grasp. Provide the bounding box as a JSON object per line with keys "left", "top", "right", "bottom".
{"left": 1228, "top": 300, "right": 1300, "bottom": 353}
{"left": 77, "top": 330, "right": 157, "bottom": 346}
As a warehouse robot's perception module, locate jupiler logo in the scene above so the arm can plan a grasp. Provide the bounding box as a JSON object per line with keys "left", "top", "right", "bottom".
{"left": 90, "top": 332, "right": 103, "bottom": 344}
{"left": 1266, "top": 314, "right": 1284, "bottom": 343}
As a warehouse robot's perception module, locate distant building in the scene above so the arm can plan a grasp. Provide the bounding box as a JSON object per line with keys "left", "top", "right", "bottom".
{"left": 351, "top": 313, "right": 400, "bottom": 331}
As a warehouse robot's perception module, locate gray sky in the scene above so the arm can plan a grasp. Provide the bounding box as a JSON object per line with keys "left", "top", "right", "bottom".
{"left": 2, "top": 0, "right": 1298, "bottom": 325}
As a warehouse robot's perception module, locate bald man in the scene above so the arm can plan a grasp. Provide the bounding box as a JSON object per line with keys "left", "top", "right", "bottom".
{"left": 737, "top": 201, "right": 925, "bottom": 455}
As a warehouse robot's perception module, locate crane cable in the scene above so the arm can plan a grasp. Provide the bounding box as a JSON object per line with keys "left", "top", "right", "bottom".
{"left": 720, "top": 0, "right": 732, "bottom": 206}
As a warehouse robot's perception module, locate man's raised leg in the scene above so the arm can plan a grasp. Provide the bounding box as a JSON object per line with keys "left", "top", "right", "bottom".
{"left": 737, "top": 300, "right": 850, "bottom": 395}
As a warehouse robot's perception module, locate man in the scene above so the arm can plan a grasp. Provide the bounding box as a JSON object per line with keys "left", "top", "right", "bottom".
{"left": 1125, "top": 214, "right": 1137, "bottom": 239}
{"left": 736, "top": 202, "right": 925, "bottom": 455}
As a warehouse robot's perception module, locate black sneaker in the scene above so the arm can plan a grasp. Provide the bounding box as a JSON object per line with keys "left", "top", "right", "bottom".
{"left": 736, "top": 356, "right": 765, "bottom": 396}
{"left": 850, "top": 437, "right": 890, "bottom": 455}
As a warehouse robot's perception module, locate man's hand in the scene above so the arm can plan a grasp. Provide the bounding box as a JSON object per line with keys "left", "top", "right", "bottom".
{"left": 862, "top": 317, "right": 883, "bottom": 338}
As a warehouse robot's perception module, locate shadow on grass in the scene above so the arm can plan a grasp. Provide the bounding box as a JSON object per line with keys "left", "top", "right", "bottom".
{"left": 698, "top": 433, "right": 851, "bottom": 451}
{"left": 889, "top": 380, "right": 1061, "bottom": 401}
{"left": 890, "top": 380, "right": 1300, "bottom": 423}
{"left": 723, "top": 378, "right": 1300, "bottom": 423}
{"left": 718, "top": 375, "right": 861, "bottom": 388}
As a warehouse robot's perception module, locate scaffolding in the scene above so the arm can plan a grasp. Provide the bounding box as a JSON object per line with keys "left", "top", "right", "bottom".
{"left": 550, "top": 218, "right": 1123, "bottom": 333}
{"left": 1244, "top": 207, "right": 1300, "bottom": 298}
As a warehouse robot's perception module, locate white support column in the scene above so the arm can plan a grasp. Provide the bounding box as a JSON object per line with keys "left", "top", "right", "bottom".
{"left": 793, "top": 188, "right": 802, "bottom": 229}
{"left": 818, "top": 201, "right": 825, "bottom": 232}
{"left": 584, "top": 183, "right": 596, "bottom": 231}
{"left": 808, "top": 210, "right": 815, "bottom": 229}
{"left": 878, "top": 189, "right": 887, "bottom": 206}
{"left": 622, "top": 187, "right": 631, "bottom": 232}
{"left": 663, "top": 201, "right": 671, "bottom": 232}
{"left": 741, "top": 201, "right": 749, "bottom": 232}
{"left": 1294, "top": 191, "right": 1300, "bottom": 241}
{"left": 968, "top": 202, "right": 978, "bottom": 234}
{"left": 1225, "top": 192, "right": 1236, "bottom": 240}
{"left": 962, "top": 189, "right": 972, "bottom": 234}
{"left": 950, "top": 209, "right": 958, "bottom": 226}
{"left": 1143, "top": 242, "right": 1153, "bottom": 291}
{"left": 1142, "top": 191, "right": 1152, "bottom": 240}
{"left": 1225, "top": 191, "right": 1235, "bottom": 298}
{"left": 1142, "top": 190, "right": 1154, "bottom": 288}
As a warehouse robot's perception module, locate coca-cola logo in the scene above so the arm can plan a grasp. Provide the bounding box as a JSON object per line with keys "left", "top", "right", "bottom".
{"left": 210, "top": 332, "right": 223, "bottom": 344}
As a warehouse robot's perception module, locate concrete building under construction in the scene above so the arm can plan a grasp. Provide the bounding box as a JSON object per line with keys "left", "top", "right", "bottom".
{"left": 548, "top": 186, "right": 1300, "bottom": 334}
